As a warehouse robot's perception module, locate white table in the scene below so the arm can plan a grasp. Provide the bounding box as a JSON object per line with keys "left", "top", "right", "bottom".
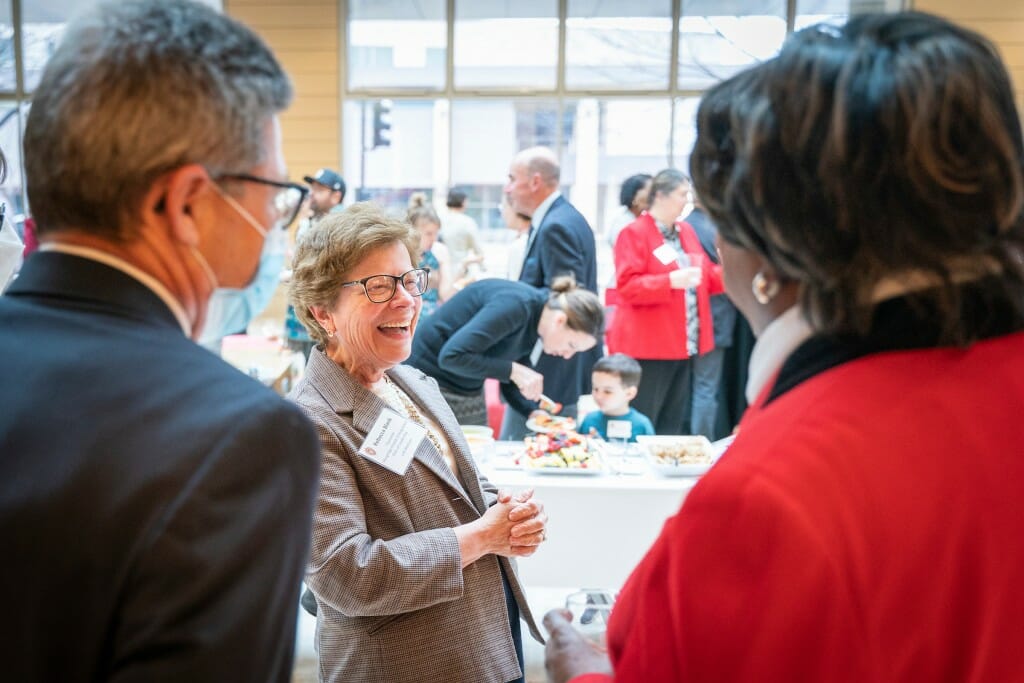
{"left": 480, "top": 442, "right": 700, "bottom": 592}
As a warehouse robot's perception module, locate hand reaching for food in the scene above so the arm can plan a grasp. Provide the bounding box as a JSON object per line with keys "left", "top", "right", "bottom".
{"left": 538, "top": 395, "right": 563, "bottom": 414}
{"left": 511, "top": 362, "right": 544, "bottom": 401}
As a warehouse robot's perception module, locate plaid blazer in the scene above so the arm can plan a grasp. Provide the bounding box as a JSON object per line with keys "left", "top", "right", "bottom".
{"left": 289, "top": 349, "right": 542, "bottom": 683}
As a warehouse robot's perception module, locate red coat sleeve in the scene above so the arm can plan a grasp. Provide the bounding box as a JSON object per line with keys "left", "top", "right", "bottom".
{"left": 614, "top": 222, "right": 674, "bottom": 305}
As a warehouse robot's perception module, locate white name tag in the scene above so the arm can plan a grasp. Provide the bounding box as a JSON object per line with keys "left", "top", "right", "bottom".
{"left": 357, "top": 408, "right": 425, "bottom": 475}
{"left": 653, "top": 243, "right": 677, "bottom": 266}
{"left": 607, "top": 419, "right": 633, "bottom": 440}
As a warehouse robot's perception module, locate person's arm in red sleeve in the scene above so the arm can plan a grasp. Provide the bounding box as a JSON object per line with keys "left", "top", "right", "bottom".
{"left": 614, "top": 227, "right": 674, "bottom": 304}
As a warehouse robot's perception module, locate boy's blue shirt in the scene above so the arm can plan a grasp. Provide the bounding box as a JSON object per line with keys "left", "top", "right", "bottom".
{"left": 578, "top": 407, "right": 655, "bottom": 442}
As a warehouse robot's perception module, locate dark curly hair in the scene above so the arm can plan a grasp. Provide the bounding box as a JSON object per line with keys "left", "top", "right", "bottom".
{"left": 690, "top": 12, "right": 1024, "bottom": 343}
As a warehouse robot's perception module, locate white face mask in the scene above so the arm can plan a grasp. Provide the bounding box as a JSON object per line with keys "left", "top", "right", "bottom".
{"left": 198, "top": 228, "right": 286, "bottom": 346}
{"left": 195, "top": 184, "right": 275, "bottom": 344}
{"left": 0, "top": 207, "right": 24, "bottom": 292}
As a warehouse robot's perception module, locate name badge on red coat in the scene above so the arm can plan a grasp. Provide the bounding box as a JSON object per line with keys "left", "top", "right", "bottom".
{"left": 358, "top": 408, "right": 423, "bottom": 475}
{"left": 653, "top": 243, "right": 677, "bottom": 265}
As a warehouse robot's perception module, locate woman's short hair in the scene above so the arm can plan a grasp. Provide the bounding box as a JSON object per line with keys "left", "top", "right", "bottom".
{"left": 619, "top": 174, "right": 652, "bottom": 208}
{"left": 690, "top": 12, "right": 1024, "bottom": 342}
{"left": 290, "top": 202, "right": 420, "bottom": 348}
{"left": 650, "top": 169, "right": 688, "bottom": 203}
{"left": 545, "top": 275, "right": 604, "bottom": 339}
{"left": 407, "top": 192, "right": 440, "bottom": 227}
{"left": 24, "top": 0, "right": 291, "bottom": 240}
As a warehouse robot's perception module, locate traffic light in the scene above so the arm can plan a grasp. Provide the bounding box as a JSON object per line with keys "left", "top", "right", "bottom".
{"left": 372, "top": 99, "right": 392, "bottom": 148}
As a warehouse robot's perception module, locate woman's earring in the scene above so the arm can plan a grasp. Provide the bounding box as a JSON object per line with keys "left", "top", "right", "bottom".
{"left": 751, "top": 271, "right": 780, "bottom": 305}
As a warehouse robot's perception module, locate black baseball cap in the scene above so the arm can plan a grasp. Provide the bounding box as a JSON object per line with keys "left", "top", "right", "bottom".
{"left": 303, "top": 168, "right": 345, "bottom": 194}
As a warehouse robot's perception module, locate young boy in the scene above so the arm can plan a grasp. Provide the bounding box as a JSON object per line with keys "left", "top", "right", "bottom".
{"left": 579, "top": 353, "right": 656, "bottom": 442}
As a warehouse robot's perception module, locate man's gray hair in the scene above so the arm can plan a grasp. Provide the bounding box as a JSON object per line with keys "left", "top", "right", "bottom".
{"left": 517, "top": 146, "right": 561, "bottom": 187}
{"left": 24, "top": 0, "right": 293, "bottom": 240}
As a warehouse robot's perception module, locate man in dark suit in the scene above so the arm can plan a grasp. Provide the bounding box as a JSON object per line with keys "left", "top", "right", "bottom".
{"left": 687, "top": 203, "right": 741, "bottom": 439}
{"left": 503, "top": 146, "right": 600, "bottom": 439}
{"left": 0, "top": 2, "right": 320, "bottom": 680}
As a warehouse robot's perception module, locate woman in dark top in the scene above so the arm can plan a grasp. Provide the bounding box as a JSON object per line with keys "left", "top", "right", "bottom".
{"left": 409, "top": 276, "right": 603, "bottom": 425}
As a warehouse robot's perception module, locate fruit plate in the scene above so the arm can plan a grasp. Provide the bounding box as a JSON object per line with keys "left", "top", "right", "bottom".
{"left": 518, "top": 431, "right": 604, "bottom": 475}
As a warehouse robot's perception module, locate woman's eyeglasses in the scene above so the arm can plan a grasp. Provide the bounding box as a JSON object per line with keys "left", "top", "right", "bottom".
{"left": 341, "top": 268, "right": 430, "bottom": 303}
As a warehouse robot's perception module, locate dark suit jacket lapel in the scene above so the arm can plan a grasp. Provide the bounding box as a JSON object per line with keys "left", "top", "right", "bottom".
{"left": 522, "top": 195, "right": 566, "bottom": 262}
{"left": 306, "top": 351, "right": 475, "bottom": 506}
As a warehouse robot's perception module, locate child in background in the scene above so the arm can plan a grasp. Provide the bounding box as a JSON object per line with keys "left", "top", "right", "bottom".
{"left": 579, "top": 353, "right": 655, "bottom": 442}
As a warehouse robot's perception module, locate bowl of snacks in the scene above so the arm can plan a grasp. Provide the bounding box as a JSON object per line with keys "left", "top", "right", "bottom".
{"left": 517, "top": 430, "right": 603, "bottom": 475}
{"left": 460, "top": 425, "right": 495, "bottom": 461}
{"left": 636, "top": 435, "right": 717, "bottom": 477}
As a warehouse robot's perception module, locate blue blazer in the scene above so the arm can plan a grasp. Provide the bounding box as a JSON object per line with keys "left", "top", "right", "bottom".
{"left": 0, "top": 251, "right": 320, "bottom": 682}
{"left": 519, "top": 195, "right": 601, "bottom": 405}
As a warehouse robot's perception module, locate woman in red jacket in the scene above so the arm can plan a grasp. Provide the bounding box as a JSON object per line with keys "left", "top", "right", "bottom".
{"left": 547, "top": 11, "right": 1024, "bottom": 683}
{"left": 608, "top": 168, "right": 722, "bottom": 434}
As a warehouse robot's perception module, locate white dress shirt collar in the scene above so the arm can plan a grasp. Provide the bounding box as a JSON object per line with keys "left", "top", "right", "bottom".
{"left": 530, "top": 190, "right": 562, "bottom": 229}
{"left": 39, "top": 242, "right": 192, "bottom": 337}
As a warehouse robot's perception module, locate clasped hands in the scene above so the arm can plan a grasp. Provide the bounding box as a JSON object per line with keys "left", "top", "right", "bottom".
{"left": 479, "top": 488, "right": 549, "bottom": 558}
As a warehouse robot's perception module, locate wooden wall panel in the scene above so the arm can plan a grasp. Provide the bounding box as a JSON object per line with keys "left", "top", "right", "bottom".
{"left": 914, "top": 0, "right": 1024, "bottom": 117}
{"left": 225, "top": 0, "right": 342, "bottom": 180}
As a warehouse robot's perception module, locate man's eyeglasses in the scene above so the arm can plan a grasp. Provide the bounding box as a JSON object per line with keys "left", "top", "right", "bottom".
{"left": 341, "top": 268, "right": 430, "bottom": 303}
{"left": 216, "top": 173, "right": 309, "bottom": 231}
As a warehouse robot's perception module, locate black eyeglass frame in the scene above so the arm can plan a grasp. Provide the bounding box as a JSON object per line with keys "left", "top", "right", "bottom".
{"left": 341, "top": 268, "right": 431, "bottom": 303}
{"left": 215, "top": 173, "right": 310, "bottom": 231}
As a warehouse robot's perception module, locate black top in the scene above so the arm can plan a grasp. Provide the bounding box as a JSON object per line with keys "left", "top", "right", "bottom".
{"left": 408, "top": 279, "right": 547, "bottom": 415}
{"left": 766, "top": 277, "right": 1024, "bottom": 406}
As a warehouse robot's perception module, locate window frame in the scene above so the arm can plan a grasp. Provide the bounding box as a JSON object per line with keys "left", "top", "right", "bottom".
{"left": 340, "top": 0, "right": 907, "bottom": 177}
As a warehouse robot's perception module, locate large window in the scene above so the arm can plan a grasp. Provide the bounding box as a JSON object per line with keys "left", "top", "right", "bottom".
{"left": 348, "top": 0, "right": 447, "bottom": 91}
{"left": 454, "top": 1, "right": 559, "bottom": 91}
{"left": 342, "top": 0, "right": 904, "bottom": 234}
{"left": 566, "top": 0, "right": 673, "bottom": 91}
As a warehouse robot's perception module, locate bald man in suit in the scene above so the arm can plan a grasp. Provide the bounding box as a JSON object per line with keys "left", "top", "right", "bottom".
{"left": 503, "top": 146, "right": 600, "bottom": 438}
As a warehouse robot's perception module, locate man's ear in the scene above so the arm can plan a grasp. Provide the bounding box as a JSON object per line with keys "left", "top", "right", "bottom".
{"left": 529, "top": 172, "right": 544, "bottom": 193}
{"left": 143, "top": 164, "right": 213, "bottom": 246}
{"left": 625, "top": 385, "right": 638, "bottom": 401}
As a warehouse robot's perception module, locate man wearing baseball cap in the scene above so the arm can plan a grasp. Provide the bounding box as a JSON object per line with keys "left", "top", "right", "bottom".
{"left": 285, "top": 168, "right": 347, "bottom": 360}
{"left": 303, "top": 167, "right": 346, "bottom": 219}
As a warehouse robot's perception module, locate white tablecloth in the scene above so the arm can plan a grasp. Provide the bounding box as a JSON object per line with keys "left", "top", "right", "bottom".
{"left": 480, "top": 442, "right": 700, "bottom": 592}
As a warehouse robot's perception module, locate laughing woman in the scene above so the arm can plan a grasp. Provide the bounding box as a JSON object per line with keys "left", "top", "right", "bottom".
{"left": 288, "top": 203, "right": 548, "bottom": 683}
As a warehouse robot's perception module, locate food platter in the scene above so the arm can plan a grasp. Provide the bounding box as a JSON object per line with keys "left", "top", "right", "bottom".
{"left": 636, "top": 435, "right": 717, "bottom": 477}
{"left": 518, "top": 430, "right": 604, "bottom": 475}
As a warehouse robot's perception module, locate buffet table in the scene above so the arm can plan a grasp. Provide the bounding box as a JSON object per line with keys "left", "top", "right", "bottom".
{"left": 480, "top": 441, "right": 701, "bottom": 592}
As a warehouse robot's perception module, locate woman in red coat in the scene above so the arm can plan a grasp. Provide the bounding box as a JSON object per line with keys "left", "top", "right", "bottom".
{"left": 608, "top": 168, "right": 722, "bottom": 434}
{"left": 546, "top": 12, "right": 1024, "bottom": 683}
